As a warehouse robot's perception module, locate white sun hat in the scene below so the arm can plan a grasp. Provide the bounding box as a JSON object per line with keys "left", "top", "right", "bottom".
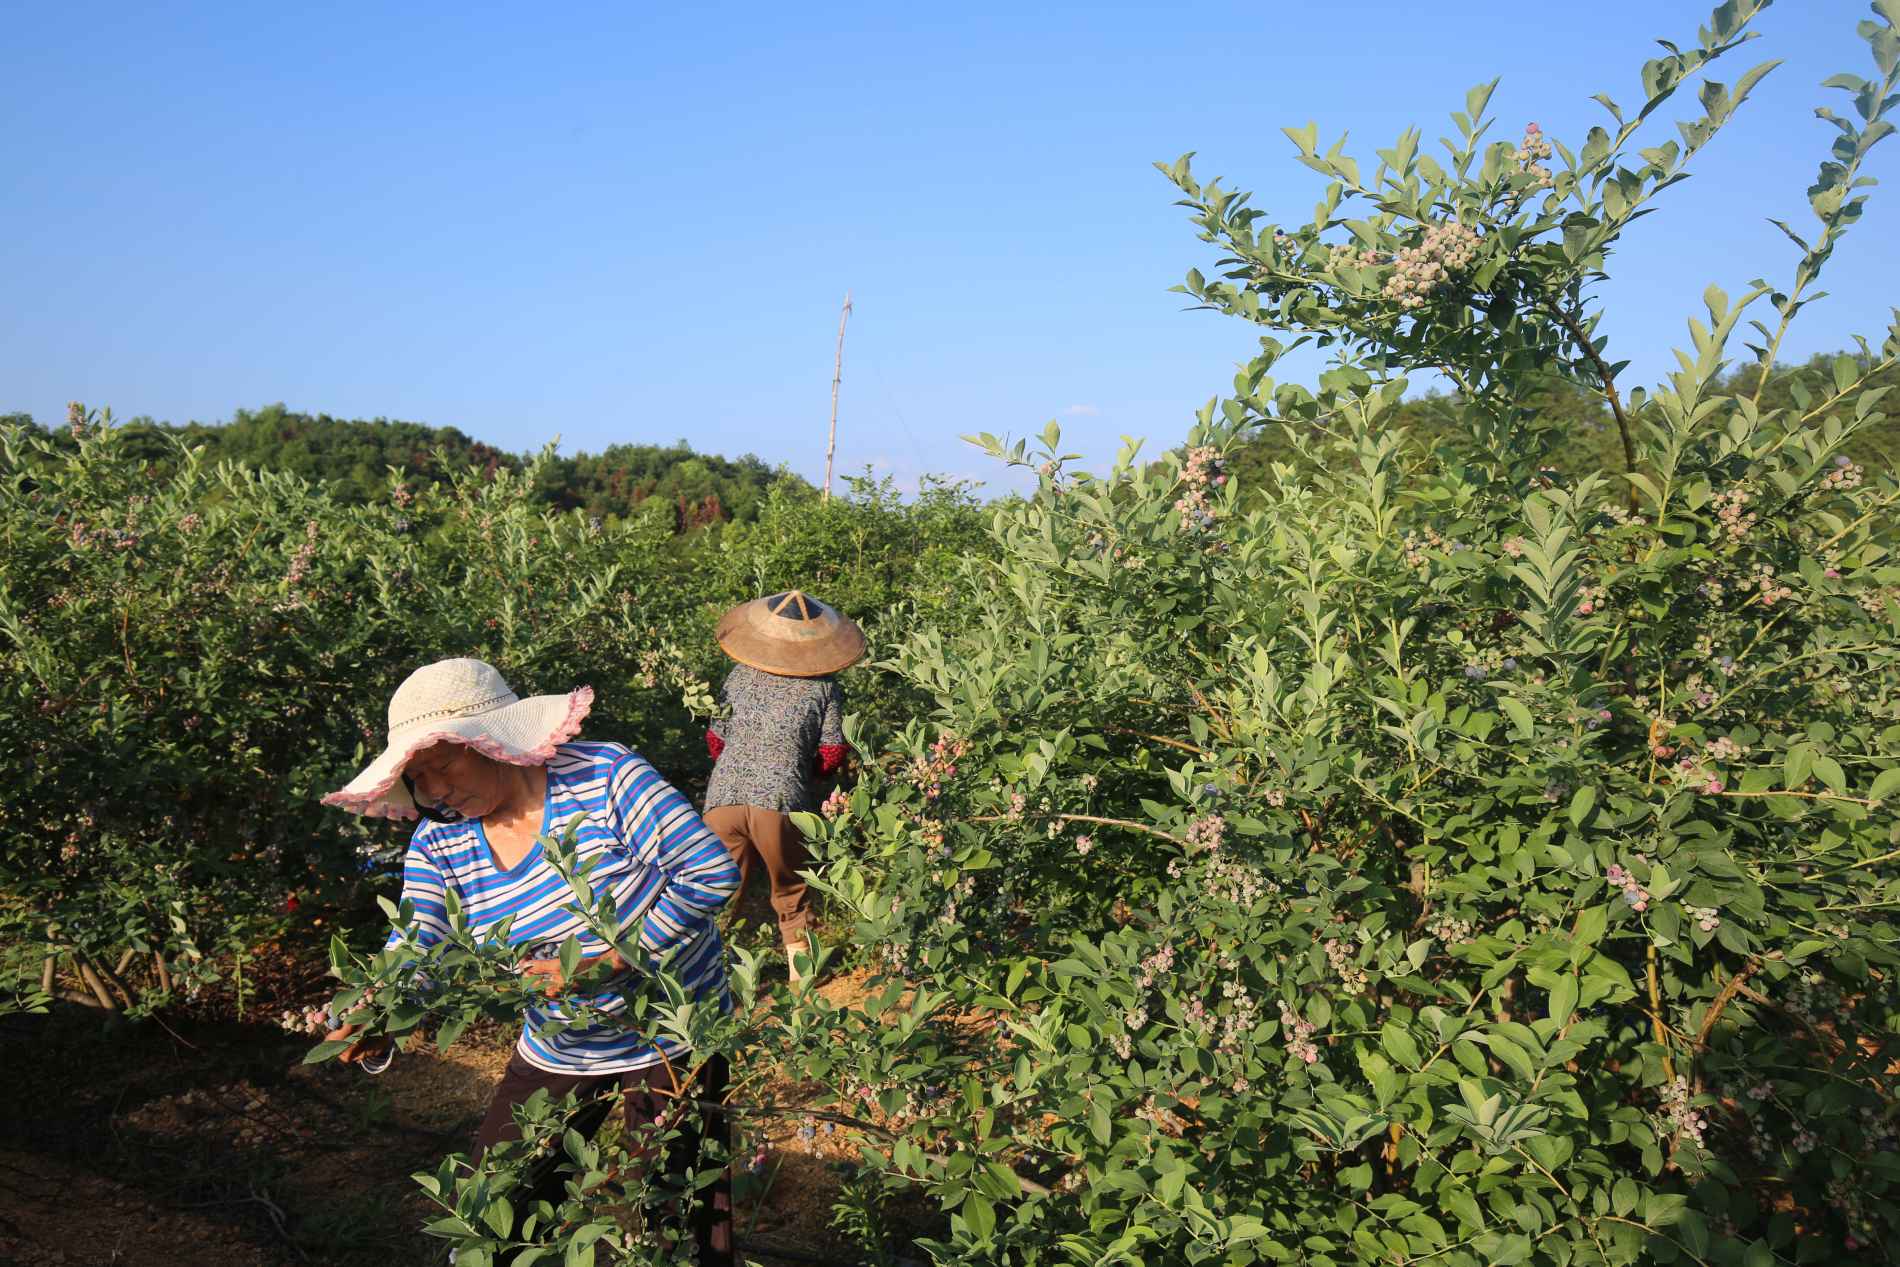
{"left": 322, "top": 658, "right": 593, "bottom": 820}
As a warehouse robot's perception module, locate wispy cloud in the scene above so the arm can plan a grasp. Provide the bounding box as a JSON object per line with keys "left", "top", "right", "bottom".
{"left": 1063, "top": 403, "right": 1100, "bottom": 417}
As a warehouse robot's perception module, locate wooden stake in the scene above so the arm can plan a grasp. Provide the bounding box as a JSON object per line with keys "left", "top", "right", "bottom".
{"left": 823, "top": 291, "right": 852, "bottom": 504}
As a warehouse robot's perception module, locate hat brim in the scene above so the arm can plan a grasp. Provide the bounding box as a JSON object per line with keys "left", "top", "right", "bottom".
{"left": 716, "top": 601, "right": 866, "bottom": 677}
{"left": 321, "top": 687, "right": 593, "bottom": 820}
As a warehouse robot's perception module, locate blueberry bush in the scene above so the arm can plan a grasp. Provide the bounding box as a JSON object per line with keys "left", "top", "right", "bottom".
{"left": 0, "top": 419, "right": 977, "bottom": 1020}
{"left": 783, "top": 4, "right": 1900, "bottom": 1263}
{"left": 8, "top": 3, "right": 1900, "bottom": 1265}
{"left": 325, "top": 5, "right": 1900, "bottom": 1263}
{"left": 0, "top": 417, "right": 709, "bottom": 1014}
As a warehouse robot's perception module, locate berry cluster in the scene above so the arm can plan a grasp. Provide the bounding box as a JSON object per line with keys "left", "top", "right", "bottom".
{"left": 1323, "top": 937, "right": 1369, "bottom": 994}
{"left": 1751, "top": 564, "right": 1794, "bottom": 608}
{"left": 279, "top": 1003, "right": 337, "bottom": 1036}
{"left": 1427, "top": 913, "right": 1475, "bottom": 946}
{"left": 905, "top": 733, "right": 968, "bottom": 802}
{"left": 1135, "top": 945, "right": 1176, "bottom": 990}
{"left": 1174, "top": 446, "right": 1228, "bottom": 533}
{"left": 1605, "top": 862, "right": 1651, "bottom": 912}
{"left": 1328, "top": 241, "right": 1387, "bottom": 272}
{"left": 1462, "top": 649, "right": 1519, "bottom": 681}
{"left": 1277, "top": 1000, "right": 1320, "bottom": 1065}
{"left": 1402, "top": 526, "right": 1445, "bottom": 568}
{"left": 1512, "top": 122, "right": 1554, "bottom": 187}
{"left": 1382, "top": 222, "right": 1482, "bottom": 310}
{"left": 1820, "top": 455, "right": 1865, "bottom": 492}
{"left": 1664, "top": 748, "right": 1725, "bottom": 795}
{"left": 284, "top": 521, "right": 319, "bottom": 587}
{"left": 1184, "top": 813, "right": 1227, "bottom": 852}
{"left": 1206, "top": 852, "right": 1275, "bottom": 909}
{"left": 1659, "top": 1075, "right": 1707, "bottom": 1147}
{"left": 1710, "top": 487, "right": 1757, "bottom": 542}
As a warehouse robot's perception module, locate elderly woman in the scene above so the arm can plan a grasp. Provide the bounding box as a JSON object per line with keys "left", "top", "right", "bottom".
{"left": 319, "top": 657, "right": 739, "bottom": 1265}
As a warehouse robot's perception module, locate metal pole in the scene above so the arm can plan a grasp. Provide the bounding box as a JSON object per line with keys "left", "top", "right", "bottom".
{"left": 823, "top": 291, "right": 852, "bottom": 503}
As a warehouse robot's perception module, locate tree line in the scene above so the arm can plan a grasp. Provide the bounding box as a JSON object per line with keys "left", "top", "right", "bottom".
{"left": 7, "top": 347, "right": 1892, "bottom": 529}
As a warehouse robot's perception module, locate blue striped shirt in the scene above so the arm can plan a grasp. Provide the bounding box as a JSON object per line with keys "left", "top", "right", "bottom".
{"left": 388, "top": 741, "right": 740, "bottom": 1075}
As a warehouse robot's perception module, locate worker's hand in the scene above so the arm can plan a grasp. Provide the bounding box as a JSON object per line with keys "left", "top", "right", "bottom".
{"left": 518, "top": 949, "right": 628, "bottom": 998}
{"left": 322, "top": 1021, "right": 392, "bottom": 1066}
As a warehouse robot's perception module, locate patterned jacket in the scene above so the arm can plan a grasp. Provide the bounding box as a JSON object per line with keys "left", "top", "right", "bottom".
{"left": 703, "top": 664, "right": 846, "bottom": 813}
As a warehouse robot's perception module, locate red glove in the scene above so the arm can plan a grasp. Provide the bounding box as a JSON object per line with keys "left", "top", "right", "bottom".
{"left": 816, "top": 744, "right": 846, "bottom": 777}
{"left": 706, "top": 729, "right": 725, "bottom": 761}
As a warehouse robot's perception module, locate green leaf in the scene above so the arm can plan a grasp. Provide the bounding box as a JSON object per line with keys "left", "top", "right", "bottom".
{"left": 1501, "top": 698, "right": 1536, "bottom": 739}
{"left": 1568, "top": 786, "right": 1596, "bottom": 828}
{"left": 1482, "top": 1032, "right": 1537, "bottom": 1081}
{"left": 1571, "top": 904, "right": 1608, "bottom": 959}
{"left": 963, "top": 1192, "right": 997, "bottom": 1240}
{"left": 1812, "top": 755, "right": 1847, "bottom": 793}
{"left": 1157, "top": 1160, "right": 1186, "bottom": 1206}
{"left": 1546, "top": 974, "right": 1578, "bottom": 1025}
{"left": 1382, "top": 1022, "right": 1423, "bottom": 1069}
{"left": 1871, "top": 767, "right": 1900, "bottom": 801}
{"left": 1784, "top": 743, "right": 1814, "bottom": 788}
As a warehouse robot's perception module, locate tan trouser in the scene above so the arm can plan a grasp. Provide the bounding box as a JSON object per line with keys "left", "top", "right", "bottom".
{"left": 702, "top": 805, "right": 813, "bottom": 938}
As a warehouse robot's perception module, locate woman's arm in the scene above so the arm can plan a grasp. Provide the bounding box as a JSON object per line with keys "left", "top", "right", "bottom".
{"left": 706, "top": 669, "right": 735, "bottom": 760}
{"left": 326, "top": 838, "right": 451, "bottom": 1065}
{"left": 385, "top": 839, "right": 452, "bottom": 953}
{"left": 816, "top": 677, "right": 847, "bottom": 776}
{"left": 606, "top": 755, "right": 741, "bottom": 963}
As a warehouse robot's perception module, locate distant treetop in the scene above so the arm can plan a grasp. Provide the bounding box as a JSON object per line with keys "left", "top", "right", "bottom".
{"left": 28, "top": 403, "right": 811, "bottom": 532}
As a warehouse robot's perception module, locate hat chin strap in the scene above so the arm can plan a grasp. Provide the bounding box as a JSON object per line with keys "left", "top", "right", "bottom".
{"left": 402, "top": 774, "right": 465, "bottom": 824}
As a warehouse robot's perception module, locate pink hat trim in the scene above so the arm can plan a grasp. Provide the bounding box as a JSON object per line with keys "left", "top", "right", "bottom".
{"left": 320, "top": 687, "right": 594, "bottom": 821}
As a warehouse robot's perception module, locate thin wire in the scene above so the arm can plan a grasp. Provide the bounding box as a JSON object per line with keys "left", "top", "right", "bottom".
{"left": 850, "top": 307, "right": 933, "bottom": 486}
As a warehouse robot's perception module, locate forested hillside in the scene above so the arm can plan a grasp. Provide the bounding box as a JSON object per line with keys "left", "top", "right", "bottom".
{"left": 8, "top": 348, "right": 1892, "bottom": 527}
{"left": 7, "top": 402, "right": 798, "bottom": 530}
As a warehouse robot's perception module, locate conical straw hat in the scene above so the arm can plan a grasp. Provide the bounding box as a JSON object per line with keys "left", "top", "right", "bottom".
{"left": 716, "top": 590, "right": 865, "bottom": 677}
{"left": 321, "top": 658, "right": 592, "bottom": 820}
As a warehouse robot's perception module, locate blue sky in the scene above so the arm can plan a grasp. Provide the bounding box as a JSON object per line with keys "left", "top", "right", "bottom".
{"left": 3, "top": 2, "right": 1893, "bottom": 495}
